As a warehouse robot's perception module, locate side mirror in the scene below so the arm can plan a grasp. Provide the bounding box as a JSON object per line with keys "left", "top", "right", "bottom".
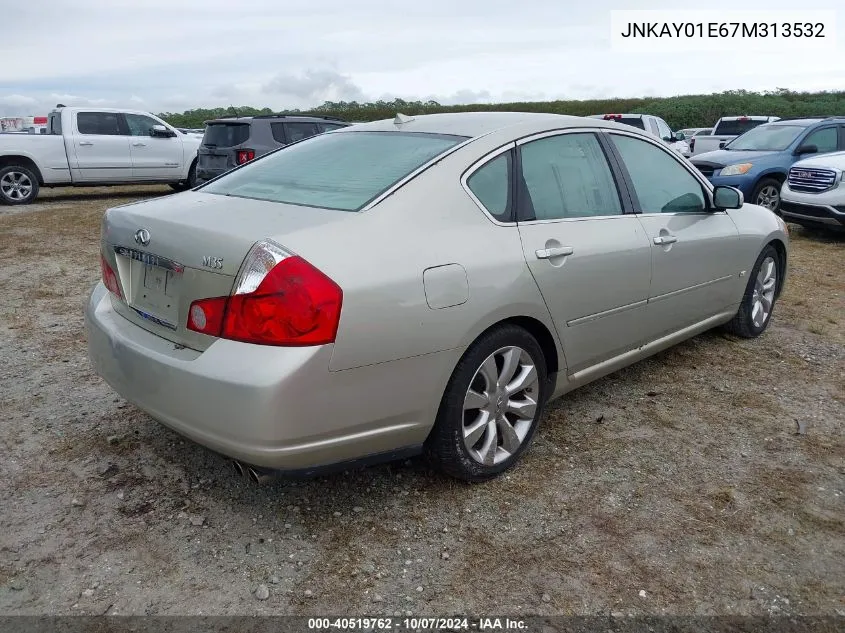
{"left": 662, "top": 135, "right": 673, "bottom": 143}
{"left": 674, "top": 131, "right": 686, "bottom": 141}
{"left": 713, "top": 185, "right": 743, "bottom": 210}
{"left": 150, "top": 125, "right": 176, "bottom": 138}
{"left": 795, "top": 144, "right": 818, "bottom": 155}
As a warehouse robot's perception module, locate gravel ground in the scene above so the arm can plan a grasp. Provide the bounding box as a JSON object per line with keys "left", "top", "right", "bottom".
{"left": 1, "top": 186, "right": 843, "bottom": 617}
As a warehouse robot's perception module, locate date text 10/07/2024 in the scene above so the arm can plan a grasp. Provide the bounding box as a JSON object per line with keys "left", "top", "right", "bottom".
{"left": 619, "top": 21, "right": 825, "bottom": 39}
{"left": 307, "top": 617, "right": 529, "bottom": 631}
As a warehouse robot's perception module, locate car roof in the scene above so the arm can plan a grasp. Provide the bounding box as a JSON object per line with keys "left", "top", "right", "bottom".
{"left": 207, "top": 114, "right": 347, "bottom": 124}
{"left": 768, "top": 117, "right": 845, "bottom": 127}
{"left": 337, "top": 111, "right": 634, "bottom": 139}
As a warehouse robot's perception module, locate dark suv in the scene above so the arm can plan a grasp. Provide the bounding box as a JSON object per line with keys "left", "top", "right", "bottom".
{"left": 195, "top": 114, "right": 350, "bottom": 184}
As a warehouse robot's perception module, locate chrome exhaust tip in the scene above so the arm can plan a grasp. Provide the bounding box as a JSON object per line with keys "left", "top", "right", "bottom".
{"left": 247, "top": 467, "right": 275, "bottom": 485}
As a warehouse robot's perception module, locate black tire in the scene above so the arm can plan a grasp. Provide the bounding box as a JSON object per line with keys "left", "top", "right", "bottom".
{"left": 169, "top": 161, "right": 197, "bottom": 192}
{"left": 724, "top": 244, "right": 781, "bottom": 338}
{"left": 0, "top": 165, "right": 40, "bottom": 205}
{"left": 751, "top": 177, "right": 782, "bottom": 214}
{"left": 426, "top": 324, "right": 548, "bottom": 482}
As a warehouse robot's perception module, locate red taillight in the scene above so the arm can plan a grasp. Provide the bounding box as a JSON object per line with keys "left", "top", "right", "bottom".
{"left": 236, "top": 149, "right": 255, "bottom": 164}
{"left": 187, "top": 244, "right": 343, "bottom": 346}
{"left": 100, "top": 255, "right": 122, "bottom": 298}
{"left": 604, "top": 114, "right": 621, "bottom": 120}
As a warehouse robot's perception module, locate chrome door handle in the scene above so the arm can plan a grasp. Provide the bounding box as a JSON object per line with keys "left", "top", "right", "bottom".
{"left": 78, "top": 141, "right": 93, "bottom": 146}
{"left": 132, "top": 142, "right": 146, "bottom": 147}
{"left": 535, "top": 246, "right": 574, "bottom": 259}
{"left": 653, "top": 235, "right": 678, "bottom": 245}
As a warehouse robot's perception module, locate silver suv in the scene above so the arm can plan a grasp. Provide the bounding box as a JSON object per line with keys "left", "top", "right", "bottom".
{"left": 195, "top": 114, "right": 350, "bottom": 184}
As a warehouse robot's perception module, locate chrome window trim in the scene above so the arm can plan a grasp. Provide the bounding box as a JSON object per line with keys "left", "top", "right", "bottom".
{"left": 460, "top": 141, "right": 517, "bottom": 226}
{"left": 461, "top": 126, "right": 633, "bottom": 226}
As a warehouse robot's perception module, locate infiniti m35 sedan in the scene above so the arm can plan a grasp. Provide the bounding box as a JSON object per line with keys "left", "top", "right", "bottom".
{"left": 86, "top": 112, "right": 789, "bottom": 482}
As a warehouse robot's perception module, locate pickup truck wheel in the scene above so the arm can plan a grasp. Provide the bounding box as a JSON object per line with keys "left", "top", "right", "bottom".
{"left": 0, "top": 166, "right": 39, "bottom": 205}
{"left": 751, "top": 178, "right": 782, "bottom": 214}
{"left": 169, "top": 161, "right": 197, "bottom": 192}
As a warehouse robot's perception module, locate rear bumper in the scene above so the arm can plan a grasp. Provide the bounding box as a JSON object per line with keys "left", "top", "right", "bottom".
{"left": 195, "top": 166, "right": 228, "bottom": 184}
{"left": 85, "top": 283, "right": 451, "bottom": 470}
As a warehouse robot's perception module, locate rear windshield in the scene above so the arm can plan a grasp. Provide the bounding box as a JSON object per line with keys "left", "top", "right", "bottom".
{"left": 714, "top": 119, "right": 766, "bottom": 136}
{"left": 200, "top": 131, "right": 467, "bottom": 211}
{"left": 605, "top": 117, "right": 646, "bottom": 130}
{"left": 202, "top": 123, "right": 250, "bottom": 147}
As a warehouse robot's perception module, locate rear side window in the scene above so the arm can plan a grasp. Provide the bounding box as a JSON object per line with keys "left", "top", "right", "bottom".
{"left": 285, "top": 122, "right": 320, "bottom": 143}
{"left": 77, "top": 112, "right": 122, "bottom": 135}
{"left": 714, "top": 119, "right": 765, "bottom": 136}
{"left": 202, "top": 131, "right": 466, "bottom": 211}
{"left": 270, "top": 122, "right": 287, "bottom": 144}
{"left": 202, "top": 123, "right": 250, "bottom": 147}
{"left": 467, "top": 152, "right": 511, "bottom": 221}
{"left": 520, "top": 133, "right": 622, "bottom": 220}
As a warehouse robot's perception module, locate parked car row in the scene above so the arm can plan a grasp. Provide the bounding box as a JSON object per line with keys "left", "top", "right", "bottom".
{"left": 0, "top": 107, "right": 353, "bottom": 204}
{"left": 689, "top": 116, "right": 845, "bottom": 232}
{"left": 690, "top": 116, "right": 780, "bottom": 156}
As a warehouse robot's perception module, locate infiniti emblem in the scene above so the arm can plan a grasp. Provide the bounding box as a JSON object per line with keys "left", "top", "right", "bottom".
{"left": 134, "top": 228, "right": 151, "bottom": 246}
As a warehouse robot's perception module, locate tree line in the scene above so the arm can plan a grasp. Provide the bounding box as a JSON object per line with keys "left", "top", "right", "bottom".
{"left": 159, "top": 89, "right": 845, "bottom": 131}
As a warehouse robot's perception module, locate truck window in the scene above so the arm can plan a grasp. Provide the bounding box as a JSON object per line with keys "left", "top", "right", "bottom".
{"left": 714, "top": 119, "right": 765, "bottom": 136}
{"left": 125, "top": 114, "right": 162, "bottom": 137}
{"left": 77, "top": 112, "right": 122, "bottom": 136}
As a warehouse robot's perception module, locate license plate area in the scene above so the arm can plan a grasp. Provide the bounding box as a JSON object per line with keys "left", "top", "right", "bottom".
{"left": 114, "top": 246, "right": 184, "bottom": 329}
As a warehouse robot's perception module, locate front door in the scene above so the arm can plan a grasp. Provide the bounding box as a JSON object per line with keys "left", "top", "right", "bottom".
{"left": 606, "top": 131, "right": 743, "bottom": 338}
{"left": 513, "top": 130, "right": 653, "bottom": 375}
{"left": 125, "top": 113, "right": 184, "bottom": 180}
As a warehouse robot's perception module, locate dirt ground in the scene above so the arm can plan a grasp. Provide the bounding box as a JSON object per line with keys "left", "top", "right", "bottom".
{"left": 1, "top": 186, "right": 843, "bottom": 617}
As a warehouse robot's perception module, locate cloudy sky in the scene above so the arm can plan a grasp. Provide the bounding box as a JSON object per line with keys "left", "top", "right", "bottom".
{"left": 1, "top": 0, "right": 843, "bottom": 116}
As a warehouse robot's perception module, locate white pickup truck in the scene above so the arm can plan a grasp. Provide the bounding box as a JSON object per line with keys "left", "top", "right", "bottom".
{"left": 689, "top": 115, "right": 780, "bottom": 156}
{"left": 0, "top": 106, "right": 201, "bottom": 205}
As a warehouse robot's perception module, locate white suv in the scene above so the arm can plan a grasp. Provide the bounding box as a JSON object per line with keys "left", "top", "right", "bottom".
{"left": 588, "top": 114, "right": 688, "bottom": 156}
{"left": 780, "top": 151, "right": 845, "bottom": 233}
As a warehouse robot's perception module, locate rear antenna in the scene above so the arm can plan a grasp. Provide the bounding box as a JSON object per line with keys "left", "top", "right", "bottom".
{"left": 394, "top": 112, "right": 414, "bottom": 125}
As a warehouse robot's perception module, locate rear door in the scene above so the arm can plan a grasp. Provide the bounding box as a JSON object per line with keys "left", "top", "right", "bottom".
{"left": 125, "top": 113, "right": 184, "bottom": 180}
{"left": 510, "top": 130, "right": 653, "bottom": 375}
{"left": 605, "top": 130, "right": 743, "bottom": 337}
{"left": 71, "top": 111, "right": 132, "bottom": 181}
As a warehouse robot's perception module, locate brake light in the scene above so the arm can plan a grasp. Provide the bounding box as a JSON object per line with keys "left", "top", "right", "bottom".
{"left": 100, "top": 255, "right": 122, "bottom": 298}
{"left": 604, "top": 114, "right": 622, "bottom": 120}
{"left": 187, "top": 240, "right": 343, "bottom": 346}
{"left": 236, "top": 149, "right": 255, "bottom": 164}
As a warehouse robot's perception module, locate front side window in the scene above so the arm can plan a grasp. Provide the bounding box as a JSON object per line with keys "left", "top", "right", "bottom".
{"left": 656, "top": 118, "right": 672, "bottom": 140}
{"left": 611, "top": 134, "right": 707, "bottom": 214}
{"left": 466, "top": 152, "right": 511, "bottom": 222}
{"left": 802, "top": 127, "right": 838, "bottom": 153}
{"left": 125, "top": 114, "right": 162, "bottom": 137}
{"left": 202, "top": 131, "right": 466, "bottom": 211}
{"left": 77, "top": 112, "right": 122, "bottom": 136}
{"left": 519, "top": 133, "right": 622, "bottom": 221}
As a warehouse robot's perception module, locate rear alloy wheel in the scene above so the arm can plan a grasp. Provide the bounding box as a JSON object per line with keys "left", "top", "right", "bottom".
{"left": 752, "top": 178, "right": 782, "bottom": 213}
{"left": 0, "top": 166, "right": 39, "bottom": 205}
{"left": 427, "top": 325, "right": 548, "bottom": 482}
{"left": 724, "top": 244, "right": 780, "bottom": 338}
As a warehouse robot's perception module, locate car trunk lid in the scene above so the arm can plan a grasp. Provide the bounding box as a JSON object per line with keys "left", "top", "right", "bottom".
{"left": 101, "top": 191, "right": 353, "bottom": 351}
